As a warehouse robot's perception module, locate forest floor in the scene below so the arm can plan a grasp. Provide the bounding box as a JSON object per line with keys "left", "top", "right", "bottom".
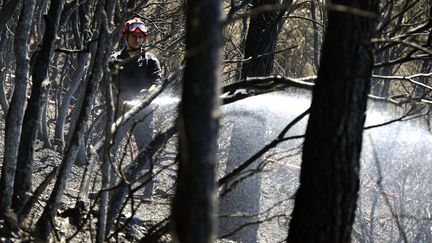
{"left": 28, "top": 144, "right": 175, "bottom": 242}
{"left": 0, "top": 113, "right": 177, "bottom": 242}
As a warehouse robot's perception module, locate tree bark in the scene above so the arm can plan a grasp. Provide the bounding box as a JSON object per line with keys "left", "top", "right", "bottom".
{"left": 39, "top": 97, "right": 52, "bottom": 148}
{"left": 287, "top": 1, "right": 379, "bottom": 242}
{"left": 171, "top": 0, "right": 222, "bottom": 241}
{"left": 0, "top": 29, "right": 10, "bottom": 115}
{"left": 96, "top": 1, "right": 116, "bottom": 241}
{"left": 241, "top": 0, "right": 281, "bottom": 78}
{"left": 0, "top": 0, "right": 22, "bottom": 36}
{"left": 12, "top": 0, "right": 65, "bottom": 212}
{"left": 34, "top": 0, "right": 49, "bottom": 40}
{"left": 310, "top": 0, "right": 320, "bottom": 71}
{"left": 0, "top": 0, "right": 36, "bottom": 217}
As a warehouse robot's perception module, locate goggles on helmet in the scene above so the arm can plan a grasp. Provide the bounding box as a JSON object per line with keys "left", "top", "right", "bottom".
{"left": 128, "top": 22, "right": 148, "bottom": 34}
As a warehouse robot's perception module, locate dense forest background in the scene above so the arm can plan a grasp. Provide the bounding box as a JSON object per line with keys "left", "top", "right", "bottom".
{"left": 0, "top": 0, "right": 431, "bottom": 242}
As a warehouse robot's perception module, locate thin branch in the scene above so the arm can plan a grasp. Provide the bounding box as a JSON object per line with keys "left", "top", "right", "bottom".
{"left": 371, "top": 38, "right": 432, "bottom": 55}
{"left": 222, "top": 46, "right": 298, "bottom": 64}
{"left": 374, "top": 54, "right": 432, "bottom": 68}
{"left": 55, "top": 47, "right": 91, "bottom": 54}
{"left": 222, "top": 75, "right": 315, "bottom": 94}
{"left": 365, "top": 107, "right": 426, "bottom": 130}
{"left": 372, "top": 73, "right": 432, "bottom": 91}
{"left": 219, "top": 213, "right": 288, "bottom": 239}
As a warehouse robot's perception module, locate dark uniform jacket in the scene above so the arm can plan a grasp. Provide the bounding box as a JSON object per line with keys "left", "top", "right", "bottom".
{"left": 110, "top": 47, "right": 162, "bottom": 101}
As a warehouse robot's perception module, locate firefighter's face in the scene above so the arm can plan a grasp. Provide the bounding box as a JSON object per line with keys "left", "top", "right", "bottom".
{"left": 127, "top": 32, "right": 146, "bottom": 50}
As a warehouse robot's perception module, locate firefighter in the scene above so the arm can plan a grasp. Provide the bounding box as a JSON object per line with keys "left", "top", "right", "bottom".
{"left": 110, "top": 17, "right": 162, "bottom": 201}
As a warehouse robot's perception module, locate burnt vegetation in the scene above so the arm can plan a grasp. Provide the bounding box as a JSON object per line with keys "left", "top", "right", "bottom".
{"left": 0, "top": 0, "right": 431, "bottom": 242}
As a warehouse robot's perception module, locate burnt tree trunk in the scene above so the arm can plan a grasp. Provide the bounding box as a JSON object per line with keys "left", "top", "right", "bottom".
{"left": 96, "top": 1, "right": 116, "bottom": 241}
{"left": 0, "top": 0, "right": 36, "bottom": 217}
{"left": 171, "top": 0, "right": 222, "bottom": 241}
{"left": 54, "top": 1, "right": 90, "bottom": 151}
{"left": 12, "top": 0, "right": 65, "bottom": 211}
{"left": 33, "top": 0, "right": 114, "bottom": 240}
{"left": 287, "top": 1, "right": 379, "bottom": 242}
{"left": 33, "top": 0, "right": 49, "bottom": 41}
{"left": 241, "top": 0, "right": 281, "bottom": 78}
{"left": 310, "top": 0, "right": 320, "bottom": 71}
{"left": 0, "top": 0, "right": 21, "bottom": 36}
{"left": 0, "top": 29, "right": 10, "bottom": 115}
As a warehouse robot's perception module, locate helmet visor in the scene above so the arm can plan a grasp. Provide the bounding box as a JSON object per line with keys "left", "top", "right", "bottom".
{"left": 128, "top": 23, "right": 148, "bottom": 34}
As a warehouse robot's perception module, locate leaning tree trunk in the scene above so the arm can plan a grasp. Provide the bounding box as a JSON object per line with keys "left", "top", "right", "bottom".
{"left": 0, "top": 0, "right": 36, "bottom": 218}
{"left": 11, "top": 0, "right": 65, "bottom": 212}
{"left": 287, "top": 1, "right": 379, "bottom": 242}
{"left": 171, "top": 0, "right": 222, "bottom": 241}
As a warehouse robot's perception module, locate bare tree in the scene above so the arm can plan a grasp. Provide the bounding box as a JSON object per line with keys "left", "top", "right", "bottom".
{"left": 33, "top": 0, "right": 115, "bottom": 240}
{"left": 0, "top": 0, "right": 36, "bottom": 218}
{"left": 11, "top": 0, "right": 65, "bottom": 212}
{"left": 0, "top": 0, "right": 22, "bottom": 36}
{"left": 288, "top": 1, "right": 379, "bottom": 242}
{"left": 171, "top": 0, "right": 222, "bottom": 241}
{"left": 241, "top": 0, "right": 286, "bottom": 78}
{"left": 53, "top": 0, "right": 91, "bottom": 151}
{"left": 96, "top": 1, "right": 116, "bottom": 241}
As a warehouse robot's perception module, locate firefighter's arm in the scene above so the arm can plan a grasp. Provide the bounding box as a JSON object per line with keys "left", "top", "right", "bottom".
{"left": 148, "top": 57, "right": 162, "bottom": 94}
